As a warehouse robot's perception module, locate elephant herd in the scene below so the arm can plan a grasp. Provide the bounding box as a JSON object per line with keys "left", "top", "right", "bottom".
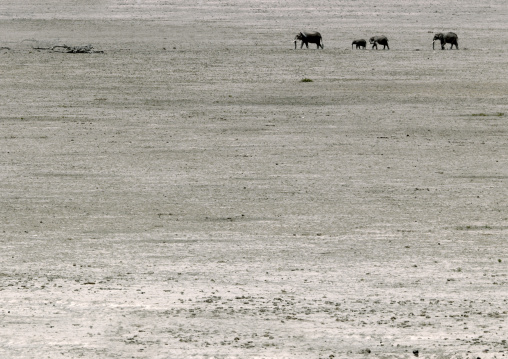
{"left": 294, "top": 31, "right": 459, "bottom": 50}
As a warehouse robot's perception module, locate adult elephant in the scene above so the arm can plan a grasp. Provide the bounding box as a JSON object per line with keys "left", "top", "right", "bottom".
{"left": 369, "top": 35, "right": 389, "bottom": 50}
{"left": 352, "top": 39, "right": 367, "bottom": 49}
{"left": 433, "top": 32, "right": 458, "bottom": 50}
{"left": 294, "top": 31, "right": 323, "bottom": 49}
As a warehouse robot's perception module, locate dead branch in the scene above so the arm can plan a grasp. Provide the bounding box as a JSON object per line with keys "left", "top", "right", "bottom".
{"left": 51, "top": 44, "right": 102, "bottom": 53}
{"left": 29, "top": 44, "right": 102, "bottom": 53}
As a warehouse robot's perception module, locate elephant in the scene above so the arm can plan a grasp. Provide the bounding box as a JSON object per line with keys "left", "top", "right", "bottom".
{"left": 433, "top": 32, "right": 458, "bottom": 50}
{"left": 369, "top": 35, "right": 389, "bottom": 50}
{"left": 352, "top": 39, "right": 367, "bottom": 49}
{"left": 294, "top": 31, "right": 323, "bottom": 49}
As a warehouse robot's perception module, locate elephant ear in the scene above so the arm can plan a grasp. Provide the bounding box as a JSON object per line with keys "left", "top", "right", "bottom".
{"left": 300, "top": 31, "right": 307, "bottom": 38}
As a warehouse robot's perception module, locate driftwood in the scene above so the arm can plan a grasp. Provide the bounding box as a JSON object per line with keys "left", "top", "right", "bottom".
{"left": 51, "top": 44, "right": 103, "bottom": 53}
{"left": 30, "top": 44, "right": 103, "bottom": 53}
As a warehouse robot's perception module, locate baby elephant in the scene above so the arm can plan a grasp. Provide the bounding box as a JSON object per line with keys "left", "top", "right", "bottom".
{"left": 352, "top": 39, "right": 367, "bottom": 49}
{"left": 369, "top": 35, "right": 389, "bottom": 50}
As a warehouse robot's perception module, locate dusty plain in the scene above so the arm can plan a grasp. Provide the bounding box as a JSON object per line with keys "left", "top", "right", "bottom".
{"left": 0, "top": 0, "right": 507, "bottom": 358}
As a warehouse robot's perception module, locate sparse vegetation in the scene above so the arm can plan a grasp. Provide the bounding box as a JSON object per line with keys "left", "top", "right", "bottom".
{"left": 300, "top": 78, "right": 313, "bottom": 82}
{"left": 455, "top": 225, "right": 493, "bottom": 231}
{"left": 471, "top": 112, "right": 505, "bottom": 117}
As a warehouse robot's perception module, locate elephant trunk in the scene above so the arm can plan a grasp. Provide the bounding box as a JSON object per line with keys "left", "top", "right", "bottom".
{"left": 432, "top": 40, "right": 435, "bottom": 50}
{"left": 294, "top": 40, "right": 297, "bottom": 49}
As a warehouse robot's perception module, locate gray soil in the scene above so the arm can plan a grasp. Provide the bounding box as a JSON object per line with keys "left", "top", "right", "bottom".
{"left": 1, "top": 0, "right": 507, "bottom": 358}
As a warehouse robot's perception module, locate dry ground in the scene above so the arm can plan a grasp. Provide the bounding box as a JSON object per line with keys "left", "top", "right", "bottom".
{"left": 1, "top": 0, "right": 507, "bottom": 358}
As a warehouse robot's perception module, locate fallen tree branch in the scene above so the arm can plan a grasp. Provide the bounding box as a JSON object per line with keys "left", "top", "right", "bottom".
{"left": 29, "top": 44, "right": 103, "bottom": 53}
{"left": 51, "top": 44, "right": 103, "bottom": 53}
